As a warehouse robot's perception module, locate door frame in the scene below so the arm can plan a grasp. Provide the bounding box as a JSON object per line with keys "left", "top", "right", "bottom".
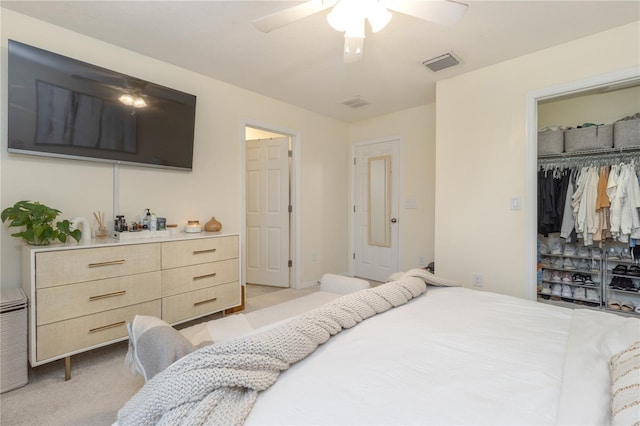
{"left": 524, "top": 66, "right": 639, "bottom": 301}
{"left": 241, "top": 119, "right": 301, "bottom": 289}
{"left": 349, "top": 136, "right": 402, "bottom": 279}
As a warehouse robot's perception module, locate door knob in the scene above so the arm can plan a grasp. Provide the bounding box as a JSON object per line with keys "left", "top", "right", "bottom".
{"left": 390, "top": 218, "right": 397, "bottom": 223}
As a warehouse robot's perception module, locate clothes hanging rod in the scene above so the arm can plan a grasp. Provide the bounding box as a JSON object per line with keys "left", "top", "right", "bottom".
{"left": 537, "top": 146, "right": 640, "bottom": 169}
{"left": 538, "top": 146, "right": 640, "bottom": 159}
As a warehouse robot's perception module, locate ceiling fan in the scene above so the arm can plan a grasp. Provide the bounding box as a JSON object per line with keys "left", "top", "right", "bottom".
{"left": 252, "top": 0, "right": 468, "bottom": 63}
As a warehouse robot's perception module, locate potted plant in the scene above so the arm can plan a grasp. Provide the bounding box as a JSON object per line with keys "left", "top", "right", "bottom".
{"left": 1, "top": 200, "right": 82, "bottom": 245}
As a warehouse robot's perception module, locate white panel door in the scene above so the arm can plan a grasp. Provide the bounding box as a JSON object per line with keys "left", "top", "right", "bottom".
{"left": 246, "top": 138, "right": 290, "bottom": 287}
{"left": 354, "top": 140, "right": 399, "bottom": 282}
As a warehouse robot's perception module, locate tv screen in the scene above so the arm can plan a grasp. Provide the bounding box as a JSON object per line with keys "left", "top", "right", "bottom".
{"left": 7, "top": 40, "right": 196, "bottom": 171}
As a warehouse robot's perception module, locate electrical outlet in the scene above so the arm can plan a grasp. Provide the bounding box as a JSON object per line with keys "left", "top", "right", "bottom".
{"left": 472, "top": 273, "right": 483, "bottom": 287}
{"left": 418, "top": 256, "right": 426, "bottom": 266}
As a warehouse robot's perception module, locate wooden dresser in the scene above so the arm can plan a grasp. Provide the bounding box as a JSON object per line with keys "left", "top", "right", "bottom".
{"left": 21, "top": 233, "right": 240, "bottom": 378}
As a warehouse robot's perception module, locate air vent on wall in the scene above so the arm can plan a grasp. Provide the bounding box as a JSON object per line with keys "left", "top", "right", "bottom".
{"left": 340, "top": 96, "right": 371, "bottom": 108}
{"left": 422, "top": 52, "right": 460, "bottom": 72}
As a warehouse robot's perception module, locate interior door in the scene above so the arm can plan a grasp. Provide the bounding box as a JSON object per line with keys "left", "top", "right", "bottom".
{"left": 353, "top": 140, "right": 400, "bottom": 282}
{"left": 246, "top": 137, "right": 290, "bottom": 287}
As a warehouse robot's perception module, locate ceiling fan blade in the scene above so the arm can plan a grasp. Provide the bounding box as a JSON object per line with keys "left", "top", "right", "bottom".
{"left": 384, "top": 0, "right": 468, "bottom": 26}
{"left": 343, "top": 37, "right": 364, "bottom": 64}
{"left": 252, "top": 0, "right": 337, "bottom": 33}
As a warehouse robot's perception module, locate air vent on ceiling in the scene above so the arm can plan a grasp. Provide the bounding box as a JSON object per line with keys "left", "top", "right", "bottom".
{"left": 340, "top": 96, "right": 371, "bottom": 109}
{"left": 422, "top": 52, "right": 460, "bottom": 72}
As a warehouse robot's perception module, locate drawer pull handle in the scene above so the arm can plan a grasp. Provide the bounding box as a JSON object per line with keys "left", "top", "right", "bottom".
{"left": 89, "top": 321, "right": 126, "bottom": 333}
{"left": 193, "top": 272, "right": 217, "bottom": 281}
{"left": 88, "top": 259, "right": 125, "bottom": 268}
{"left": 194, "top": 297, "right": 217, "bottom": 307}
{"left": 89, "top": 290, "right": 126, "bottom": 301}
{"left": 193, "top": 248, "right": 217, "bottom": 255}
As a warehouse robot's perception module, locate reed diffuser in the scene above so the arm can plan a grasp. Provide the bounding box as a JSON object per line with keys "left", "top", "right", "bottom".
{"left": 93, "top": 211, "right": 109, "bottom": 238}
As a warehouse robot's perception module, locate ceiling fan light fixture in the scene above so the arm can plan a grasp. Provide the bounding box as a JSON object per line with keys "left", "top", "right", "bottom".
{"left": 132, "top": 97, "right": 147, "bottom": 108}
{"left": 119, "top": 93, "right": 147, "bottom": 108}
{"left": 344, "top": 36, "right": 364, "bottom": 63}
{"left": 366, "top": 3, "right": 392, "bottom": 32}
{"left": 118, "top": 94, "right": 134, "bottom": 106}
{"left": 328, "top": 0, "right": 391, "bottom": 34}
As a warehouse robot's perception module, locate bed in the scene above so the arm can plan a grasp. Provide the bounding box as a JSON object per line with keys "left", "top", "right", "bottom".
{"left": 117, "top": 270, "right": 640, "bottom": 425}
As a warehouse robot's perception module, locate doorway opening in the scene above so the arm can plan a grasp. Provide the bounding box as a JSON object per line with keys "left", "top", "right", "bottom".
{"left": 525, "top": 67, "right": 640, "bottom": 301}
{"left": 242, "top": 122, "right": 300, "bottom": 290}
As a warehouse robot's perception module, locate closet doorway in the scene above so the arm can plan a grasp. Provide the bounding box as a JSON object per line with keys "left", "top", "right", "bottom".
{"left": 525, "top": 67, "right": 640, "bottom": 300}
{"left": 352, "top": 138, "right": 400, "bottom": 282}
{"left": 244, "top": 125, "right": 296, "bottom": 288}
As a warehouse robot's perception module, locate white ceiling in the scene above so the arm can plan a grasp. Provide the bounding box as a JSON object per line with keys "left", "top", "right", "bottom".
{"left": 2, "top": 1, "right": 639, "bottom": 122}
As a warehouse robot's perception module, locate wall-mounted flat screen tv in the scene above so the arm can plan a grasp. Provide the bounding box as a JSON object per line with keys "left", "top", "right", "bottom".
{"left": 7, "top": 40, "right": 196, "bottom": 171}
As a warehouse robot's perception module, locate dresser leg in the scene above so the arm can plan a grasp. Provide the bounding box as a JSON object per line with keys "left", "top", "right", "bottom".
{"left": 64, "top": 356, "right": 71, "bottom": 381}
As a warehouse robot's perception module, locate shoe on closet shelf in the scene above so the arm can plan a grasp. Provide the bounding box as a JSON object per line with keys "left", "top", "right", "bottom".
{"left": 551, "top": 242, "right": 563, "bottom": 255}
{"left": 576, "top": 246, "right": 590, "bottom": 257}
{"left": 590, "top": 260, "right": 600, "bottom": 272}
{"left": 575, "top": 259, "right": 588, "bottom": 271}
{"left": 551, "top": 284, "right": 562, "bottom": 297}
{"left": 563, "top": 258, "right": 576, "bottom": 269}
{"left": 542, "top": 270, "right": 551, "bottom": 281}
{"left": 628, "top": 265, "right": 640, "bottom": 277}
{"left": 621, "top": 248, "right": 632, "bottom": 260}
{"left": 539, "top": 241, "right": 550, "bottom": 255}
{"left": 613, "top": 265, "right": 628, "bottom": 275}
{"left": 583, "top": 275, "right": 594, "bottom": 285}
{"left": 608, "top": 300, "right": 622, "bottom": 310}
{"left": 551, "top": 271, "right": 562, "bottom": 281}
{"left": 572, "top": 273, "right": 585, "bottom": 284}
{"left": 573, "top": 287, "right": 586, "bottom": 301}
{"left": 610, "top": 276, "right": 624, "bottom": 290}
{"left": 621, "top": 277, "right": 636, "bottom": 291}
{"left": 591, "top": 247, "right": 602, "bottom": 259}
{"left": 541, "top": 257, "right": 551, "bottom": 268}
{"left": 564, "top": 244, "right": 576, "bottom": 257}
{"left": 607, "top": 247, "right": 621, "bottom": 260}
{"left": 561, "top": 285, "right": 573, "bottom": 298}
{"left": 586, "top": 289, "right": 600, "bottom": 303}
{"left": 561, "top": 272, "right": 572, "bottom": 282}
{"left": 620, "top": 300, "right": 635, "bottom": 312}
{"left": 541, "top": 283, "right": 552, "bottom": 295}
{"left": 553, "top": 257, "right": 565, "bottom": 269}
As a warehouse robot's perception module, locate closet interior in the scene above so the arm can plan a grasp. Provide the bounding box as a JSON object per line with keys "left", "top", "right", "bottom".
{"left": 536, "top": 82, "right": 640, "bottom": 317}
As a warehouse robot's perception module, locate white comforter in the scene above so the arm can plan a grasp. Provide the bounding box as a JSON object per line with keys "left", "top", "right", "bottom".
{"left": 245, "top": 286, "right": 640, "bottom": 425}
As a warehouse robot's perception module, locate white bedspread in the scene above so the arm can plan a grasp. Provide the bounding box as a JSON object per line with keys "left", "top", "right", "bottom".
{"left": 245, "top": 286, "right": 639, "bottom": 425}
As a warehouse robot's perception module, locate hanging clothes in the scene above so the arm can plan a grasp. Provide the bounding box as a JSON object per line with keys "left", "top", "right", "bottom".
{"left": 537, "top": 169, "right": 570, "bottom": 236}
{"left": 538, "top": 152, "right": 640, "bottom": 245}
{"left": 594, "top": 166, "right": 611, "bottom": 242}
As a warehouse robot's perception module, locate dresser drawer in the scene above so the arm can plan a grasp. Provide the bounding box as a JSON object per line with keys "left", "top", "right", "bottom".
{"left": 161, "top": 236, "right": 238, "bottom": 269}
{"left": 162, "top": 281, "right": 240, "bottom": 324}
{"left": 36, "top": 300, "right": 161, "bottom": 362}
{"left": 161, "top": 258, "right": 238, "bottom": 297}
{"left": 35, "top": 244, "right": 161, "bottom": 289}
{"left": 37, "top": 271, "right": 161, "bottom": 325}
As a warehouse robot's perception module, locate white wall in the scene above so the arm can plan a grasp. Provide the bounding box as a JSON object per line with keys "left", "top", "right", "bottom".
{"left": 0, "top": 10, "right": 350, "bottom": 289}
{"left": 348, "top": 103, "right": 436, "bottom": 271}
{"left": 434, "top": 22, "right": 640, "bottom": 298}
{"left": 538, "top": 86, "right": 640, "bottom": 128}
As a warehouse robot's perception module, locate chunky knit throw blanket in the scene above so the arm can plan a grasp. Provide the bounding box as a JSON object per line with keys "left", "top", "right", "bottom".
{"left": 118, "top": 271, "right": 439, "bottom": 426}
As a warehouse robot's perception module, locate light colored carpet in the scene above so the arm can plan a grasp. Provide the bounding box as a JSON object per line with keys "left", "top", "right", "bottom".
{"left": 0, "top": 284, "right": 318, "bottom": 426}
